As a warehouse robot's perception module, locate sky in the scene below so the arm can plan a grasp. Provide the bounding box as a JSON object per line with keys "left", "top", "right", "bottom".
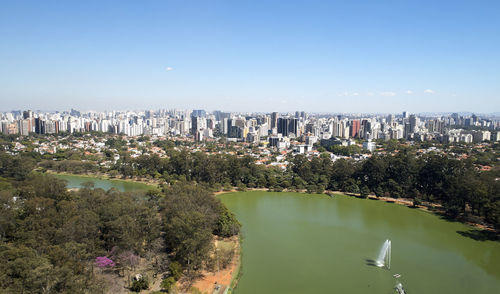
{"left": 1, "top": 0, "right": 499, "bottom": 113}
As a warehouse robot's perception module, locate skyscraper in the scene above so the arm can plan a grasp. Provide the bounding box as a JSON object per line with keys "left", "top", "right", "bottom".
{"left": 288, "top": 118, "right": 298, "bottom": 136}
{"left": 191, "top": 109, "right": 206, "bottom": 117}
{"left": 349, "top": 120, "right": 361, "bottom": 138}
{"left": 271, "top": 112, "right": 279, "bottom": 129}
{"left": 409, "top": 114, "right": 417, "bottom": 133}
{"left": 277, "top": 117, "right": 288, "bottom": 135}
{"left": 35, "top": 117, "right": 45, "bottom": 134}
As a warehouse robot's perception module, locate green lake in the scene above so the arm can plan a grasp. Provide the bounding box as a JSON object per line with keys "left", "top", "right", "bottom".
{"left": 218, "top": 191, "right": 500, "bottom": 294}
{"left": 54, "top": 174, "right": 155, "bottom": 192}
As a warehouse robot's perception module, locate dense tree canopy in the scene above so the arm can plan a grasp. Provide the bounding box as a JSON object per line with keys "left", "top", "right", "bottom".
{"left": 0, "top": 151, "right": 240, "bottom": 293}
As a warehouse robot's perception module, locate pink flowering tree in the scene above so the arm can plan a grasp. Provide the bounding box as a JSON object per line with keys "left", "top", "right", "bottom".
{"left": 95, "top": 256, "right": 116, "bottom": 269}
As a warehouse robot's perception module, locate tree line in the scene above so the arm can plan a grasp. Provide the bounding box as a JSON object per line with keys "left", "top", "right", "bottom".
{"left": 99, "top": 147, "right": 499, "bottom": 230}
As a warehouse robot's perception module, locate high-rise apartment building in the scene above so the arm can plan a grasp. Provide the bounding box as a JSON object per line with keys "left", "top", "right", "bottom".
{"left": 271, "top": 112, "right": 279, "bottom": 129}
{"left": 349, "top": 120, "right": 361, "bottom": 138}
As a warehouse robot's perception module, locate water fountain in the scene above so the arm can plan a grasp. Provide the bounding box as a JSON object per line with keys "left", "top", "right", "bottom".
{"left": 395, "top": 282, "right": 406, "bottom": 294}
{"left": 375, "top": 239, "right": 391, "bottom": 269}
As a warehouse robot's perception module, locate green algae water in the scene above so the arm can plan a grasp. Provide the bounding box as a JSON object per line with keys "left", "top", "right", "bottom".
{"left": 218, "top": 191, "right": 500, "bottom": 294}
{"left": 55, "top": 174, "right": 154, "bottom": 192}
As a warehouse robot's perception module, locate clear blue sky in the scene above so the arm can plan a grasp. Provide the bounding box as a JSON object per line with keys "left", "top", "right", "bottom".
{"left": 1, "top": 0, "right": 499, "bottom": 113}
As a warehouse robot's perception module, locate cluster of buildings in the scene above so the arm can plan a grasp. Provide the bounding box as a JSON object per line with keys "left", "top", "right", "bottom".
{"left": 1, "top": 109, "right": 499, "bottom": 151}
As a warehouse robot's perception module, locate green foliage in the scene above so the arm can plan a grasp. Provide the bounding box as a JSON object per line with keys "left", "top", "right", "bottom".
{"left": 214, "top": 205, "right": 241, "bottom": 237}
{"left": 0, "top": 152, "right": 36, "bottom": 180}
{"left": 344, "top": 178, "right": 359, "bottom": 194}
{"left": 161, "top": 183, "right": 223, "bottom": 270}
{"left": 0, "top": 177, "right": 13, "bottom": 191}
{"left": 160, "top": 276, "right": 176, "bottom": 292}
{"left": 169, "top": 261, "right": 183, "bottom": 281}
{"left": 360, "top": 186, "right": 370, "bottom": 198}
{"left": 305, "top": 184, "right": 316, "bottom": 194}
{"left": 130, "top": 276, "right": 149, "bottom": 292}
{"left": 323, "top": 144, "right": 363, "bottom": 156}
{"left": 0, "top": 168, "right": 164, "bottom": 293}
{"left": 236, "top": 183, "right": 247, "bottom": 191}
{"left": 39, "top": 159, "right": 97, "bottom": 174}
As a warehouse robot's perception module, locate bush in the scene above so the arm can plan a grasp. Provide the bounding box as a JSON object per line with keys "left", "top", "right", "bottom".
{"left": 169, "top": 261, "right": 183, "bottom": 281}
{"left": 273, "top": 186, "right": 283, "bottom": 192}
{"left": 160, "top": 277, "right": 176, "bottom": 292}
{"left": 315, "top": 185, "right": 325, "bottom": 194}
{"left": 360, "top": 186, "right": 370, "bottom": 198}
{"left": 130, "top": 276, "right": 149, "bottom": 292}
{"left": 306, "top": 185, "right": 317, "bottom": 194}
{"left": 223, "top": 182, "right": 233, "bottom": 191}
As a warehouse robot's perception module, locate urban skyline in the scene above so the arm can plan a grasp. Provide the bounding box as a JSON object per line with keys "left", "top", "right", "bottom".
{"left": 2, "top": 108, "right": 498, "bottom": 147}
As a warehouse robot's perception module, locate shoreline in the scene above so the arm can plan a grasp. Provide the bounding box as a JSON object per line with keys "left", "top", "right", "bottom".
{"left": 216, "top": 188, "right": 497, "bottom": 233}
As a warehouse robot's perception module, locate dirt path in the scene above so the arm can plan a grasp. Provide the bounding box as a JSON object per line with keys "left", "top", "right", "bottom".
{"left": 187, "top": 237, "right": 241, "bottom": 294}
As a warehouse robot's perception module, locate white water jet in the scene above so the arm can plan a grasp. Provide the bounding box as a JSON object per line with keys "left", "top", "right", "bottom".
{"left": 395, "top": 282, "right": 406, "bottom": 294}
{"left": 375, "top": 239, "right": 391, "bottom": 269}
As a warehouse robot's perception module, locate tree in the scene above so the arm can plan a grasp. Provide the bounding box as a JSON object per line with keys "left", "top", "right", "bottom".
{"left": 95, "top": 256, "right": 115, "bottom": 269}
{"left": 344, "top": 178, "right": 359, "bottom": 194}
{"left": 161, "top": 184, "right": 219, "bottom": 271}
{"left": 160, "top": 277, "right": 176, "bottom": 292}
{"left": 168, "top": 261, "right": 183, "bottom": 281}
{"left": 214, "top": 205, "right": 241, "bottom": 237}
{"left": 360, "top": 186, "right": 370, "bottom": 198}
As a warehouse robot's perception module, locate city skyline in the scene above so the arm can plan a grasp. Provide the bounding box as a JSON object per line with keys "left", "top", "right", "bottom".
{"left": 2, "top": 108, "right": 497, "bottom": 143}
{"left": 1, "top": 0, "right": 499, "bottom": 112}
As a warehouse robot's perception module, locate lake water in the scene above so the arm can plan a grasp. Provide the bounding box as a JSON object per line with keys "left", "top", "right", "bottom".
{"left": 219, "top": 191, "right": 500, "bottom": 294}
{"left": 54, "top": 174, "right": 154, "bottom": 192}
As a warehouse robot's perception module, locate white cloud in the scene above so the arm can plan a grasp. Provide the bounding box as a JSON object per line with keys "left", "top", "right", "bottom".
{"left": 367, "top": 92, "right": 374, "bottom": 96}
{"left": 337, "top": 91, "right": 358, "bottom": 97}
{"left": 424, "top": 89, "right": 434, "bottom": 94}
{"left": 406, "top": 90, "right": 413, "bottom": 94}
{"left": 379, "top": 91, "right": 397, "bottom": 97}
{"left": 165, "top": 67, "right": 174, "bottom": 71}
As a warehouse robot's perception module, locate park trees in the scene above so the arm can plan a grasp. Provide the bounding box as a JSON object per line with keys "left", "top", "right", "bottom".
{"left": 161, "top": 183, "right": 240, "bottom": 273}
